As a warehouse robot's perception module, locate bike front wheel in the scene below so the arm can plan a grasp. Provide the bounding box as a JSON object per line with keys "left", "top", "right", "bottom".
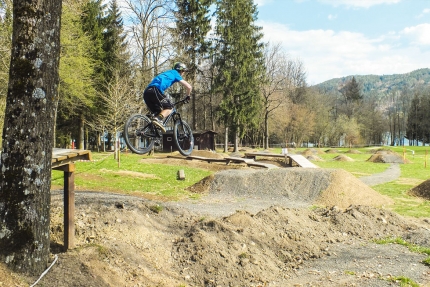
{"left": 173, "top": 120, "right": 194, "bottom": 156}
{"left": 123, "top": 114, "right": 155, "bottom": 154}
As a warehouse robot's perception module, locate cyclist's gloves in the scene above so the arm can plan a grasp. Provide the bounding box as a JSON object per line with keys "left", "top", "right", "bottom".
{"left": 184, "top": 96, "right": 191, "bottom": 103}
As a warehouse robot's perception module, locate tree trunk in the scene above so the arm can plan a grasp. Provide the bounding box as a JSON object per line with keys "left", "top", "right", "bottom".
{"left": 79, "top": 115, "right": 84, "bottom": 149}
{"left": 234, "top": 130, "right": 239, "bottom": 152}
{"left": 0, "top": 0, "right": 62, "bottom": 275}
{"left": 264, "top": 111, "right": 269, "bottom": 149}
{"left": 224, "top": 127, "right": 228, "bottom": 153}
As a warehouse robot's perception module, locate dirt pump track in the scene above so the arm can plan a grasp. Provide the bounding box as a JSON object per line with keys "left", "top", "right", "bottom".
{"left": 2, "top": 152, "right": 430, "bottom": 287}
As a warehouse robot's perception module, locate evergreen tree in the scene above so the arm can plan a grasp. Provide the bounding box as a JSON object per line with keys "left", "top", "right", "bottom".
{"left": 339, "top": 76, "right": 362, "bottom": 118}
{"left": 213, "top": 0, "right": 264, "bottom": 151}
{"left": 81, "top": 0, "right": 107, "bottom": 88}
{"left": 173, "top": 0, "right": 213, "bottom": 129}
{"left": 56, "top": 1, "right": 97, "bottom": 148}
{"left": 103, "top": 0, "right": 131, "bottom": 81}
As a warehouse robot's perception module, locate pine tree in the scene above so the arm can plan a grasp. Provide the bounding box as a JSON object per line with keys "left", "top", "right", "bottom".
{"left": 173, "top": 0, "right": 213, "bottom": 129}
{"left": 214, "top": 0, "right": 264, "bottom": 151}
{"left": 81, "top": 0, "right": 107, "bottom": 88}
{"left": 339, "top": 76, "right": 362, "bottom": 118}
{"left": 103, "top": 0, "right": 130, "bottom": 82}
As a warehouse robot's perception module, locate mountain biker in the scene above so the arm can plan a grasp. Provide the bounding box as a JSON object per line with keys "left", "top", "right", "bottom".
{"left": 143, "top": 62, "right": 192, "bottom": 133}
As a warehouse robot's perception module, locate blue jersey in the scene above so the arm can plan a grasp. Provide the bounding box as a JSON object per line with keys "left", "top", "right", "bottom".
{"left": 147, "top": 69, "right": 183, "bottom": 94}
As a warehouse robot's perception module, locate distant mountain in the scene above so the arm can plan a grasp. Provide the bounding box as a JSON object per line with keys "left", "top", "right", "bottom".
{"left": 313, "top": 68, "right": 430, "bottom": 96}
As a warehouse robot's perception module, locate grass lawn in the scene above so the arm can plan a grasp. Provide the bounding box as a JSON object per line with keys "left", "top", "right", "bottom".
{"left": 51, "top": 152, "right": 212, "bottom": 200}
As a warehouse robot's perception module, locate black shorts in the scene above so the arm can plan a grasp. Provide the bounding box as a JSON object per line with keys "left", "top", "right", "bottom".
{"left": 143, "top": 86, "right": 174, "bottom": 114}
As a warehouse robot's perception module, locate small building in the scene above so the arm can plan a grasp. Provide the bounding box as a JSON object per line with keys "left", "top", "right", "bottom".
{"left": 193, "top": 130, "right": 217, "bottom": 151}
{"left": 162, "top": 130, "right": 217, "bottom": 152}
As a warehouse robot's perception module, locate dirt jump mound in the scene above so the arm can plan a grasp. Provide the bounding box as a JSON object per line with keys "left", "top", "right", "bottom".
{"left": 409, "top": 179, "right": 430, "bottom": 200}
{"left": 367, "top": 149, "right": 406, "bottom": 163}
{"left": 333, "top": 154, "right": 354, "bottom": 161}
{"left": 203, "top": 168, "right": 393, "bottom": 209}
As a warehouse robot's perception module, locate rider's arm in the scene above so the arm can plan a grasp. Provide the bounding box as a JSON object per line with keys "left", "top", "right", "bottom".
{"left": 179, "top": 79, "right": 192, "bottom": 97}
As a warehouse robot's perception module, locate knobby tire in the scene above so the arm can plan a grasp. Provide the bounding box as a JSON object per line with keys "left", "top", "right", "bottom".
{"left": 123, "top": 114, "right": 154, "bottom": 154}
{"left": 173, "top": 120, "right": 194, "bottom": 156}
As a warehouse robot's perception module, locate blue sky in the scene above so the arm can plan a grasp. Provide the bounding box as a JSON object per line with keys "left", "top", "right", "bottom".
{"left": 255, "top": 0, "right": 430, "bottom": 84}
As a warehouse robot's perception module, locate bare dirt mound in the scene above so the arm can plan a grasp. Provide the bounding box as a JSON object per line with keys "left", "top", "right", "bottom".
{"left": 346, "top": 149, "right": 362, "bottom": 154}
{"left": 367, "top": 150, "right": 406, "bottom": 164}
{"left": 333, "top": 154, "right": 354, "bottom": 161}
{"left": 409, "top": 179, "right": 430, "bottom": 200}
{"left": 302, "top": 148, "right": 324, "bottom": 156}
{"left": 190, "top": 149, "right": 227, "bottom": 159}
{"left": 190, "top": 168, "right": 393, "bottom": 209}
{"left": 306, "top": 154, "right": 324, "bottom": 161}
{"left": 20, "top": 196, "right": 429, "bottom": 287}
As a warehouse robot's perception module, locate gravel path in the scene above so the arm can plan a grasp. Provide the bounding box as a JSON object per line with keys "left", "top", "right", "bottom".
{"left": 284, "top": 240, "right": 430, "bottom": 286}
{"left": 359, "top": 163, "right": 401, "bottom": 186}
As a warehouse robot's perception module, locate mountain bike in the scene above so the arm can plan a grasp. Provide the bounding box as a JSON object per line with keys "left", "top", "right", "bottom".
{"left": 123, "top": 97, "right": 194, "bottom": 156}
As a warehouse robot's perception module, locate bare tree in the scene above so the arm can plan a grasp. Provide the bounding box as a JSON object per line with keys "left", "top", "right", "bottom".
{"left": 0, "top": 0, "right": 62, "bottom": 274}
{"left": 122, "top": 0, "right": 174, "bottom": 91}
{"left": 95, "top": 69, "right": 138, "bottom": 155}
{"left": 261, "top": 43, "right": 290, "bottom": 149}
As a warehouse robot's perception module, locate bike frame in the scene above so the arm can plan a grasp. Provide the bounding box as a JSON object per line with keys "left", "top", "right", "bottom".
{"left": 149, "top": 98, "right": 189, "bottom": 136}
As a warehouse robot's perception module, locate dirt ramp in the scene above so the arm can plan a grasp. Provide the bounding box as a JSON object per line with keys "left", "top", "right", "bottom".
{"left": 367, "top": 149, "right": 406, "bottom": 163}
{"left": 316, "top": 169, "right": 394, "bottom": 208}
{"left": 208, "top": 168, "right": 393, "bottom": 208}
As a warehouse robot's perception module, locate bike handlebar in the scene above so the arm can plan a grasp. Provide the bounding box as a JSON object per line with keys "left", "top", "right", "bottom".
{"left": 174, "top": 96, "right": 191, "bottom": 106}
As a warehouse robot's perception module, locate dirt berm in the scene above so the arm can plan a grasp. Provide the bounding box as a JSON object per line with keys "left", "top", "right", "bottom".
{"left": 180, "top": 167, "right": 393, "bottom": 217}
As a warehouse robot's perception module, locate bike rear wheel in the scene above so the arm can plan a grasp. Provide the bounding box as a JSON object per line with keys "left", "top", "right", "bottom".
{"left": 123, "top": 114, "right": 155, "bottom": 154}
{"left": 173, "top": 120, "right": 194, "bottom": 156}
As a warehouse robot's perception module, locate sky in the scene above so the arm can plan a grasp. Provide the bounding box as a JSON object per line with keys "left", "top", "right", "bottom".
{"left": 254, "top": 0, "right": 430, "bottom": 85}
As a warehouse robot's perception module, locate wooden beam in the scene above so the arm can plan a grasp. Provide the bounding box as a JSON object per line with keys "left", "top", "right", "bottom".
{"left": 63, "top": 163, "right": 75, "bottom": 251}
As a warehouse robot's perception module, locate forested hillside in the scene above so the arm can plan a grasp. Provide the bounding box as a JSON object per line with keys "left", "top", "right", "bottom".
{"left": 315, "top": 68, "right": 430, "bottom": 96}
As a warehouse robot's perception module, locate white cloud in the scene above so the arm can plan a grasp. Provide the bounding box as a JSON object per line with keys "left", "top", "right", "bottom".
{"left": 259, "top": 20, "right": 430, "bottom": 84}
{"left": 318, "top": 0, "right": 401, "bottom": 9}
{"left": 416, "top": 8, "right": 430, "bottom": 19}
{"left": 400, "top": 24, "right": 430, "bottom": 46}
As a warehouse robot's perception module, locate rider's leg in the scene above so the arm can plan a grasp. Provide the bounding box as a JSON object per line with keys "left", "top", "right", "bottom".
{"left": 158, "top": 109, "right": 172, "bottom": 119}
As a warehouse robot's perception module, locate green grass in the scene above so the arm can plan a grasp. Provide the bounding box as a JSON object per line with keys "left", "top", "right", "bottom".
{"left": 51, "top": 152, "right": 211, "bottom": 200}
{"left": 386, "top": 276, "right": 420, "bottom": 287}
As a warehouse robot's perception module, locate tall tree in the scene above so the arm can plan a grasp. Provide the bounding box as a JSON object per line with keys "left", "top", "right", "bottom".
{"left": 103, "top": 0, "right": 130, "bottom": 81}
{"left": 173, "top": 0, "right": 213, "bottom": 130}
{"left": 260, "top": 43, "right": 291, "bottom": 149}
{"left": 0, "top": 0, "right": 62, "bottom": 274}
{"left": 56, "top": 0, "right": 96, "bottom": 148}
{"left": 123, "top": 0, "right": 174, "bottom": 90}
{"left": 406, "top": 94, "right": 421, "bottom": 145}
{"left": 81, "top": 0, "right": 106, "bottom": 87}
{"left": 339, "top": 76, "right": 362, "bottom": 118}
{"left": 214, "top": 0, "right": 264, "bottom": 152}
